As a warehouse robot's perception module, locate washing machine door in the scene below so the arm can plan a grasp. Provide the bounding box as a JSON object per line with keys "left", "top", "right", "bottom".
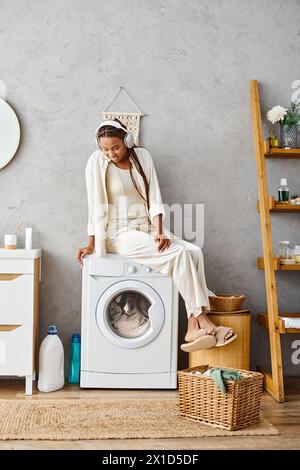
{"left": 96, "top": 280, "right": 165, "bottom": 349}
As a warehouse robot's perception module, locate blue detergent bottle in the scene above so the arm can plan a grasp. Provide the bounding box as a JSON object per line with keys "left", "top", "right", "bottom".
{"left": 67, "top": 333, "right": 81, "bottom": 384}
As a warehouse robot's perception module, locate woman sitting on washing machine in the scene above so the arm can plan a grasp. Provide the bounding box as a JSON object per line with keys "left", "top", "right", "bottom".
{"left": 76, "top": 119, "right": 237, "bottom": 352}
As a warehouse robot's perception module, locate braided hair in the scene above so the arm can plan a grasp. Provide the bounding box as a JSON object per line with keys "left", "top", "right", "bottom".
{"left": 96, "top": 118, "right": 150, "bottom": 210}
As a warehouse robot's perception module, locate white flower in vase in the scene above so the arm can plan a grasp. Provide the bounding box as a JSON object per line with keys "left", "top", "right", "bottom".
{"left": 267, "top": 106, "right": 287, "bottom": 124}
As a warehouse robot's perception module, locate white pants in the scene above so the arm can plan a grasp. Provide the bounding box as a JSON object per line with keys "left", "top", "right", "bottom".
{"left": 106, "top": 217, "right": 212, "bottom": 319}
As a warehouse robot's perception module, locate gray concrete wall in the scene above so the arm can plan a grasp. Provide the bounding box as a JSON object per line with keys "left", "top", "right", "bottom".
{"left": 1, "top": 0, "right": 300, "bottom": 374}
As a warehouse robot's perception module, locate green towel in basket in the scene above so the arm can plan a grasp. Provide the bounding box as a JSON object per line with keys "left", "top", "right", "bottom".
{"left": 208, "top": 368, "right": 242, "bottom": 393}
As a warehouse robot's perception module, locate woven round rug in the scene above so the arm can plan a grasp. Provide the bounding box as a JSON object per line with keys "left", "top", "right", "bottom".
{"left": 0, "top": 398, "right": 278, "bottom": 440}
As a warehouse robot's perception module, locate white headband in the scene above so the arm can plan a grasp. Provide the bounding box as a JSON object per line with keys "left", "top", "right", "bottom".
{"left": 95, "top": 120, "right": 128, "bottom": 135}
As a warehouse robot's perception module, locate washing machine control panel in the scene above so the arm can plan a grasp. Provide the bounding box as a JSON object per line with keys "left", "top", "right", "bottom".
{"left": 88, "top": 254, "right": 165, "bottom": 278}
{"left": 125, "top": 261, "right": 159, "bottom": 277}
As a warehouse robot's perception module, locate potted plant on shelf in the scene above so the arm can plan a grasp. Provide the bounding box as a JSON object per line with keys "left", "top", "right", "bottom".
{"left": 267, "top": 103, "right": 300, "bottom": 149}
{"left": 280, "top": 102, "right": 300, "bottom": 148}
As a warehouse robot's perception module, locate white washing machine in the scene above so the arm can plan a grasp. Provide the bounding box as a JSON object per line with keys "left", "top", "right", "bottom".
{"left": 80, "top": 253, "right": 179, "bottom": 389}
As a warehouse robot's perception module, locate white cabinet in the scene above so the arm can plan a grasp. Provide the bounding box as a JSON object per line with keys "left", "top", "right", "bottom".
{"left": 0, "top": 250, "right": 42, "bottom": 395}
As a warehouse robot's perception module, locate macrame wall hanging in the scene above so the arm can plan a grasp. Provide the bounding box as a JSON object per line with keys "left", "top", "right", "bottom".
{"left": 101, "top": 86, "right": 145, "bottom": 146}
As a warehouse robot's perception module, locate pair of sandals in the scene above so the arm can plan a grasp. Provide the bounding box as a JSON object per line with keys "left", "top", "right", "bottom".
{"left": 180, "top": 327, "right": 237, "bottom": 353}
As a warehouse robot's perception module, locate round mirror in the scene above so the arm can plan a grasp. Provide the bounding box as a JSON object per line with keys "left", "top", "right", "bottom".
{"left": 0, "top": 98, "right": 21, "bottom": 170}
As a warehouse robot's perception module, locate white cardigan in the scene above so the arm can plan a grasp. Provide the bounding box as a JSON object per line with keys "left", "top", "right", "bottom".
{"left": 85, "top": 147, "right": 166, "bottom": 256}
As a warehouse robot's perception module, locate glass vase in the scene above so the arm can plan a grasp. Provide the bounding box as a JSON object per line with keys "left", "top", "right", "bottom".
{"left": 280, "top": 125, "right": 297, "bottom": 148}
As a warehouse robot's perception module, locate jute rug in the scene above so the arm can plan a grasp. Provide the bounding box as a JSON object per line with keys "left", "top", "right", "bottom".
{"left": 0, "top": 398, "right": 278, "bottom": 440}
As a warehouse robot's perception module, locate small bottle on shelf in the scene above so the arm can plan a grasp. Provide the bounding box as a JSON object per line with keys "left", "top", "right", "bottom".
{"left": 269, "top": 127, "right": 279, "bottom": 148}
{"left": 293, "top": 245, "right": 300, "bottom": 264}
{"left": 278, "top": 240, "right": 291, "bottom": 264}
{"left": 278, "top": 178, "right": 290, "bottom": 202}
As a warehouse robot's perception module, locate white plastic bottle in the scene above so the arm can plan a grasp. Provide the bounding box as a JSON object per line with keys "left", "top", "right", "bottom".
{"left": 38, "top": 325, "right": 65, "bottom": 392}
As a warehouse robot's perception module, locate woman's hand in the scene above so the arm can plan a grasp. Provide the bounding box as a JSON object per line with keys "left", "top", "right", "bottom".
{"left": 155, "top": 233, "right": 171, "bottom": 252}
{"left": 76, "top": 245, "right": 94, "bottom": 268}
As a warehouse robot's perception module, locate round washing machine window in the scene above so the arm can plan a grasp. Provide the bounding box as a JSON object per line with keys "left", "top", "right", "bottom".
{"left": 96, "top": 280, "right": 165, "bottom": 349}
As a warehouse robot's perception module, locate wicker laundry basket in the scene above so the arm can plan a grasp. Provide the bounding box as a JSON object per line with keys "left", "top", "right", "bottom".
{"left": 178, "top": 365, "right": 263, "bottom": 431}
{"left": 209, "top": 294, "right": 246, "bottom": 312}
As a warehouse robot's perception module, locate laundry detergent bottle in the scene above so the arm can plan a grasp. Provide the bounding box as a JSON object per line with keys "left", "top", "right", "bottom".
{"left": 67, "top": 333, "right": 81, "bottom": 384}
{"left": 38, "top": 325, "right": 65, "bottom": 392}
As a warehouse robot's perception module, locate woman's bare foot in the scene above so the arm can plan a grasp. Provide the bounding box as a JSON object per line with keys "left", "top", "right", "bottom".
{"left": 197, "top": 310, "right": 234, "bottom": 341}
{"left": 184, "top": 315, "right": 199, "bottom": 342}
{"left": 196, "top": 308, "right": 216, "bottom": 335}
{"left": 184, "top": 313, "right": 214, "bottom": 342}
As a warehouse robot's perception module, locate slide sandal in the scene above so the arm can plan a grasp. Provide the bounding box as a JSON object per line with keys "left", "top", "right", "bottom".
{"left": 180, "top": 334, "right": 216, "bottom": 353}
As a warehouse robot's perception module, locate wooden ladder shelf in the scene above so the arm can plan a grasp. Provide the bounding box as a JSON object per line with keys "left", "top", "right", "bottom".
{"left": 251, "top": 80, "right": 300, "bottom": 402}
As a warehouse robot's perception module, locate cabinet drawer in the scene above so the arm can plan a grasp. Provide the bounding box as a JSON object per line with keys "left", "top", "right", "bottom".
{"left": 0, "top": 325, "right": 33, "bottom": 375}
{"left": 0, "top": 274, "right": 34, "bottom": 325}
{"left": 0, "top": 259, "right": 35, "bottom": 274}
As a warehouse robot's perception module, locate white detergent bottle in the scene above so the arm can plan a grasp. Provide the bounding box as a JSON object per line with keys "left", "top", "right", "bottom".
{"left": 38, "top": 325, "right": 65, "bottom": 392}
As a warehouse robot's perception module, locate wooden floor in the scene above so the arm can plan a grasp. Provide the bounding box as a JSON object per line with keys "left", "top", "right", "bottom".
{"left": 0, "top": 378, "right": 299, "bottom": 450}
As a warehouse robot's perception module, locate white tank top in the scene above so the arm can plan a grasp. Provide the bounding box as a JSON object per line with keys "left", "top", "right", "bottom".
{"left": 106, "top": 163, "right": 148, "bottom": 222}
